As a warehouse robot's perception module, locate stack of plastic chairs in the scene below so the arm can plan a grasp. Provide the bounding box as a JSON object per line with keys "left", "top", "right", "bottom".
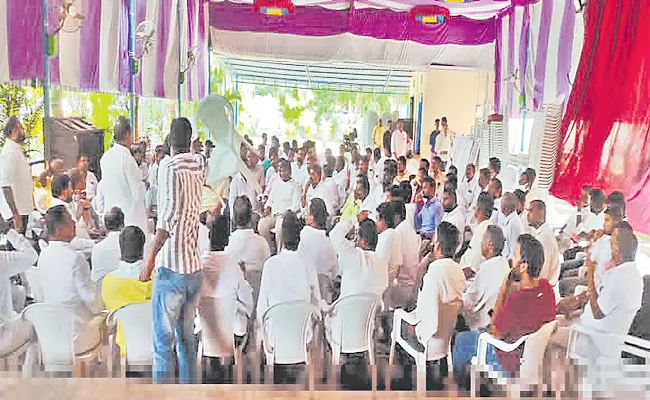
{"left": 536, "top": 103, "right": 563, "bottom": 189}
{"left": 478, "top": 115, "right": 509, "bottom": 168}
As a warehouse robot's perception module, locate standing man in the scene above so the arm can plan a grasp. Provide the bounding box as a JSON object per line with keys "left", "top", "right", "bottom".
{"left": 76, "top": 155, "right": 98, "bottom": 201}
{"left": 0, "top": 116, "right": 33, "bottom": 234}
{"left": 140, "top": 118, "right": 206, "bottom": 384}
{"left": 391, "top": 120, "right": 409, "bottom": 159}
{"left": 429, "top": 118, "right": 441, "bottom": 156}
{"left": 435, "top": 116, "right": 454, "bottom": 164}
{"left": 373, "top": 119, "right": 384, "bottom": 149}
{"left": 100, "top": 117, "right": 148, "bottom": 234}
{"left": 382, "top": 120, "right": 393, "bottom": 156}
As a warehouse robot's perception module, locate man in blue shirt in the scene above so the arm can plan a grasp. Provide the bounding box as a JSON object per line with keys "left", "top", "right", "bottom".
{"left": 414, "top": 176, "right": 444, "bottom": 240}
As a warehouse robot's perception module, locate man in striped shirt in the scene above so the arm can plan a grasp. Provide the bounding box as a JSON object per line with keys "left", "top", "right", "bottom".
{"left": 140, "top": 117, "right": 206, "bottom": 384}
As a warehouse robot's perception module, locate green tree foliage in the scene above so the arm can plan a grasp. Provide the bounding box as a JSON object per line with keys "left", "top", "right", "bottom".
{"left": 0, "top": 84, "right": 44, "bottom": 156}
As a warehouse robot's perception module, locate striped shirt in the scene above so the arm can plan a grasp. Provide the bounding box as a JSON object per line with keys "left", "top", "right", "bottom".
{"left": 156, "top": 153, "right": 206, "bottom": 274}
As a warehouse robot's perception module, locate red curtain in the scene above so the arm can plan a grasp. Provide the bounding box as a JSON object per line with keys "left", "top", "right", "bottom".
{"left": 551, "top": 0, "right": 650, "bottom": 234}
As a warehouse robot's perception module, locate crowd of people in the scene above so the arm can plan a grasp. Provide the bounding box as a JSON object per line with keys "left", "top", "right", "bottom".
{"left": 0, "top": 113, "right": 648, "bottom": 391}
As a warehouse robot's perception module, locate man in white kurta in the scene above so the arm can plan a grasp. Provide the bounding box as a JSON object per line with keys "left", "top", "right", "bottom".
{"left": 526, "top": 200, "right": 560, "bottom": 286}
{"left": 100, "top": 117, "right": 148, "bottom": 234}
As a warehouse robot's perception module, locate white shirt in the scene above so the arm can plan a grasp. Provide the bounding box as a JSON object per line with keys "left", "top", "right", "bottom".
{"left": 498, "top": 211, "right": 523, "bottom": 260}
{"left": 374, "top": 155, "right": 389, "bottom": 188}
{"left": 0, "top": 138, "right": 34, "bottom": 218}
{"left": 0, "top": 230, "right": 37, "bottom": 322}
{"left": 442, "top": 206, "right": 466, "bottom": 236}
{"left": 225, "top": 228, "right": 271, "bottom": 272}
{"left": 265, "top": 178, "right": 301, "bottom": 216}
{"left": 528, "top": 223, "right": 560, "bottom": 285}
{"left": 394, "top": 217, "right": 422, "bottom": 287}
{"left": 297, "top": 226, "right": 338, "bottom": 280}
{"left": 333, "top": 169, "right": 348, "bottom": 201}
{"left": 581, "top": 234, "right": 612, "bottom": 288}
{"left": 201, "top": 252, "right": 254, "bottom": 336}
{"left": 330, "top": 218, "right": 389, "bottom": 299}
{"left": 391, "top": 129, "right": 409, "bottom": 158}
{"left": 85, "top": 171, "right": 98, "bottom": 201}
{"left": 199, "top": 223, "right": 210, "bottom": 257}
{"left": 92, "top": 180, "right": 105, "bottom": 216}
{"left": 291, "top": 162, "right": 309, "bottom": 189}
{"left": 305, "top": 181, "right": 334, "bottom": 215}
{"left": 459, "top": 220, "right": 492, "bottom": 274}
{"left": 322, "top": 177, "right": 340, "bottom": 210}
{"left": 457, "top": 176, "right": 478, "bottom": 212}
{"left": 462, "top": 256, "right": 510, "bottom": 331}
{"left": 256, "top": 249, "right": 321, "bottom": 323}
{"left": 229, "top": 172, "right": 257, "bottom": 219}
{"left": 579, "top": 261, "right": 643, "bottom": 357}
{"left": 434, "top": 132, "right": 453, "bottom": 162}
{"left": 577, "top": 210, "right": 605, "bottom": 234}
{"left": 376, "top": 228, "right": 403, "bottom": 281}
{"left": 563, "top": 206, "right": 590, "bottom": 237}
{"left": 264, "top": 167, "right": 278, "bottom": 194}
{"left": 90, "top": 231, "right": 121, "bottom": 283}
{"left": 413, "top": 258, "right": 465, "bottom": 358}
{"left": 100, "top": 144, "right": 148, "bottom": 234}
{"left": 38, "top": 241, "right": 99, "bottom": 318}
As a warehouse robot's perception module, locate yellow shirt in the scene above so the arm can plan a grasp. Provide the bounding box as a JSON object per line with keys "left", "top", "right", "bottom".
{"left": 101, "top": 264, "right": 153, "bottom": 357}
{"left": 340, "top": 192, "right": 360, "bottom": 220}
{"left": 373, "top": 125, "right": 385, "bottom": 149}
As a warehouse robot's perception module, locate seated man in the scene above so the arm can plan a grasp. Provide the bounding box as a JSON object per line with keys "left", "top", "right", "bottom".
{"left": 414, "top": 176, "right": 444, "bottom": 240}
{"left": 0, "top": 218, "right": 38, "bottom": 367}
{"left": 442, "top": 188, "right": 465, "bottom": 235}
{"left": 459, "top": 193, "right": 494, "bottom": 280}
{"left": 91, "top": 207, "right": 124, "bottom": 286}
{"left": 376, "top": 202, "right": 403, "bottom": 283}
{"left": 301, "top": 164, "right": 334, "bottom": 216}
{"left": 555, "top": 222, "right": 643, "bottom": 358}
{"left": 38, "top": 206, "right": 103, "bottom": 354}
{"left": 526, "top": 200, "right": 560, "bottom": 286}
{"left": 200, "top": 215, "right": 253, "bottom": 340}
{"left": 339, "top": 174, "right": 371, "bottom": 221}
{"left": 453, "top": 234, "right": 556, "bottom": 388}
{"left": 391, "top": 201, "right": 422, "bottom": 309}
{"left": 461, "top": 225, "right": 509, "bottom": 331}
{"left": 101, "top": 226, "right": 153, "bottom": 357}
{"left": 494, "top": 193, "right": 522, "bottom": 261}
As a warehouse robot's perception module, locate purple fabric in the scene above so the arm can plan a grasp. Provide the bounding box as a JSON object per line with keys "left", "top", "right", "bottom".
{"left": 494, "top": 15, "right": 502, "bottom": 114}
{"left": 533, "top": 0, "right": 553, "bottom": 110}
{"left": 209, "top": 2, "right": 496, "bottom": 46}
{"left": 79, "top": 0, "right": 102, "bottom": 90}
{"left": 6, "top": 0, "right": 44, "bottom": 80}
{"left": 186, "top": 0, "right": 196, "bottom": 101}
{"left": 506, "top": 9, "right": 515, "bottom": 117}
{"left": 118, "top": 0, "right": 131, "bottom": 93}
{"left": 556, "top": 0, "right": 575, "bottom": 105}
{"left": 155, "top": 0, "right": 173, "bottom": 98}
{"left": 196, "top": 0, "right": 207, "bottom": 100}
{"left": 47, "top": 0, "right": 60, "bottom": 85}
{"left": 517, "top": 5, "right": 529, "bottom": 112}
{"left": 134, "top": 0, "right": 148, "bottom": 96}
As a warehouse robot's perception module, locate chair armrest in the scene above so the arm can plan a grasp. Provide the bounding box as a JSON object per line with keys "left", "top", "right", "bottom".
{"left": 475, "top": 331, "right": 529, "bottom": 366}
{"left": 567, "top": 324, "right": 627, "bottom": 359}
{"left": 393, "top": 308, "right": 419, "bottom": 325}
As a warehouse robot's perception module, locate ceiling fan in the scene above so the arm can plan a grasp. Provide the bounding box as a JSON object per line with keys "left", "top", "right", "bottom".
{"left": 53, "top": 0, "right": 84, "bottom": 35}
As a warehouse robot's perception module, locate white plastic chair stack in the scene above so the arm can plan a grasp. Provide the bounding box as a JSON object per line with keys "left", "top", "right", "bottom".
{"left": 389, "top": 300, "right": 462, "bottom": 393}
{"left": 536, "top": 103, "right": 563, "bottom": 190}
{"left": 471, "top": 319, "right": 558, "bottom": 396}
{"left": 478, "top": 116, "right": 509, "bottom": 168}
{"left": 106, "top": 302, "right": 153, "bottom": 377}
{"left": 21, "top": 303, "right": 103, "bottom": 376}
{"left": 197, "top": 296, "right": 248, "bottom": 382}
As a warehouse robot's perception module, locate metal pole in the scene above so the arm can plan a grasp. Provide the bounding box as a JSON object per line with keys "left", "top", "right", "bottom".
{"left": 176, "top": 0, "right": 182, "bottom": 117}
{"left": 234, "top": 76, "right": 239, "bottom": 126}
{"left": 129, "top": 0, "right": 136, "bottom": 131}
{"left": 41, "top": 0, "right": 51, "bottom": 159}
{"left": 207, "top": 42, "right": 211, "bottom": 95}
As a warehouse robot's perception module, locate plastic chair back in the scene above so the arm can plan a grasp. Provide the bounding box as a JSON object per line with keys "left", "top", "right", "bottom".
{"left": 329, "top": 294, "right": 381, "bottom": 354}
{"left": 198, "top": 296, "right": 236, "bottom": 358}
{"left": 24, "top": 266, "right": 43, "bottom": 302}
{"left": 22, "top": 303, "right": 76, "bottom": 365}
{"left": 520, "top": 320, "right": 558, "bottom": 382}
{"left": 262, "top": 300, "right": 314, "bottom": 364}
{"left": 110, "top": 302, "right": 153, "bottom": 365}
{"left": 426, "top": 300, "right": 462, "bottom": 361}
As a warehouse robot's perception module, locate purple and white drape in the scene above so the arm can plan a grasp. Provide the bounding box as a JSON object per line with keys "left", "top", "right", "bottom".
{"left": 0, "top": 0, "right": 208, "bottom": 101}
{"left": 495, "top": 0, "right": 584, "bottom": 117}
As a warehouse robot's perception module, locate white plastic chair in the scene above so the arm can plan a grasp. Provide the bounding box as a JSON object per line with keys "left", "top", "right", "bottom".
{"left": 0, "top": 336, "right": 32, "bottom": 372}
{"left": 106, "top": 302, "right": 153, "bottom": 377}
{"left": 197, "top": 296, "right": 249, "bottom": 383}
{"left": 260, "top": 300, "right": 317, "bottom": 365}
{"left": 389, "top": 300, "right": 461, "bottom": 393}
{"left": 21, "top": 303, "right": 104, "bottom": 376}
{"left": 471, "top": 319, "right": 558, "bottom": 396}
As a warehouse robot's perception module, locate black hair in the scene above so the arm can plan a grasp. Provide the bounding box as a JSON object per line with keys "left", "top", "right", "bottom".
{"left": 489, "top": 157, "right": 501, "bottom": 174}
{"left": 525, "top": 168, "right": 536, "bottom": 183}
{"left": 467, "top": 163, "right": 476, "bottom": 172}
{"left": 397, "top": 156, "right": 407, "bottom": 166}
{"left": 393, "top": 201, "right": 406, "bottom": 226}
{"left": 443, "top": 188, "right": 457, "bottom": 205}
{"left": 530, "top": 199, "right": 546, "bottom": 215}
{"left": 309, "top": 198, "right": 329, "bottom": 230}
{"left": 281, "top": 211, "right": 301, "bottom": 251}
{"left": 436, "top": 221, "right": 460, "bottom": 258}
{"left": 120, "top": 226, "right": 146, "bottom": 263}
{"left": 448, "top": 165, "right": 458, "bottom": 175}
{"left": 513, "top": 189, "right": 526, "bottom": 205}
{"left": 399, "top": 181, "right": 412, "bottom": 204}
{"left": 209, "top": 215, "right": 230, "bottom": 251}
{"left": 614, "top": 221, "right": 637, "bottom": 262}
{"left": 357, "top": 173, "right": 370, "bottom": 198}
{"left": 169, "top": 117, "right": 193, "bottom": 152}
{"left": 517, "top": 234, "right": 545, "bottom": 278}
{"left": 113, "top": 116, "right": 132, "bottom": 142}
{"left": 479, "top": 168, "right": 490, "bottom": 183}
{"left": 233, "top": 196, "right": 253, "bottom": 228}
{"left": 446, "top": 173, "right": 458, "bottom": 190}
{"left": 309, "top": 164, "right": 323, "bottom": 178}
{"left": 606, "top": 191, "right": 626, "bottom": 216}
{"left": 604, "top": 203, "right": 624, "bottom": 222}
{"left": 420, "top": 158, "right": 430, "bottom": 171}
{"left": 45, "top": 205, "right": 70, "bottom": 238}
{"left": 3, "top": 115, "right": 21, "bottom": 139}
{"left": 477, "top": 192, "right": 495, "bottom": 219}
{"left": 269, "top": 146, "right": 279, "bottom": 158}
{"left": 422, "top": 176, "right": 435, "bottom": 188}
{"left": 51, "top": 174, "right": 70, "bottom": 198}
{"left": 432, "top": 156, "right": 443, "bottom": 166}
{"left": 373, "top": 147, "right": 381, "bottom": 162}
{"left": 435, "top": 118, "right": 440, "bottom": 123}
{"left": 389, "top": 185, "right": 403, "bottom": 203}
{"left": 323, "top": 162, "right": 334, "bottom": 178}
{"left": 358, "top": 219, "right": 378, "bottom": 251}
{"left": 68, "top": 168, "right": 83, "bottom": 189}
{"left": 377, "top": 202, "right": 397, "bottom": 229}
{"left": 590, "top": 188, "right": 606, "bottom": 211}
{"left": 492, "top": 178, "right": 503, "bottom": 194}
{"left": 485, "top": 225, "right": 506, "bottom": 256}
{"left": 104, "top": 207, "right": 125, "bottom": 231}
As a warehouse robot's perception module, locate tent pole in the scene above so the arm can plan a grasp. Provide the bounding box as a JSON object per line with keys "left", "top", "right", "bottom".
{"left": 41, "top": 0, "right": 51, "bottom": 159}
{"left": 176, "top": 0, "right": 182, "bottom": 117}
{"left": 129, "top": 0, "right": 136, "bottom": 134}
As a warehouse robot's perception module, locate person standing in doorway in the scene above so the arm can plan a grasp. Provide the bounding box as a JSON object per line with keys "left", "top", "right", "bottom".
{"left": 435, "top": 116, "right": 454, "bottom": 164}
{"left": 429, "top": 118, "right": 441, "bottom": 156}
{"left": 391, "top": 120, "right": 409, "bottom": 159}
{"left": 382, "top": 120, "right": 393, "bottom": 155}
{"left": 373, "top": 119, "right": 384, "bottom": 149}
{"left": 140, "top": 118, "right": 206, "bottom": 384}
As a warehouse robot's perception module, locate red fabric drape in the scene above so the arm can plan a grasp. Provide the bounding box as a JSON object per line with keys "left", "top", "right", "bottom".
{"left": 551, "top": 0, "right": 650, "bottom": 234}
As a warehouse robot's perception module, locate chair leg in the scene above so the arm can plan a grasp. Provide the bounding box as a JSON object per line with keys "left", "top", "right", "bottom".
{"left": 470, "top": 365, "right": 476, "bottom": 398}
{"left": 416, "top": 354, "right": 426, "bottom": 393}
{"left": 74, "top": 361, "right": 84, "bottom": 378}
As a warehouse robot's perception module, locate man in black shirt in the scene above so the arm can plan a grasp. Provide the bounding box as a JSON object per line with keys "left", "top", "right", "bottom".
{"left": 382, "top": 120, "right": 393, "bottom": 154}
{"left": 429, "top": 118, "right": 440, "bottom": 155}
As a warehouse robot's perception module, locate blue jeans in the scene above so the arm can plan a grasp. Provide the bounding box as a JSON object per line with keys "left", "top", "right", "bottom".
{"left": 152, "top": 267, "right": 203, "bottom": 384}
{"left": 452, "top": 330, "right": 505, "bottom": 389}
